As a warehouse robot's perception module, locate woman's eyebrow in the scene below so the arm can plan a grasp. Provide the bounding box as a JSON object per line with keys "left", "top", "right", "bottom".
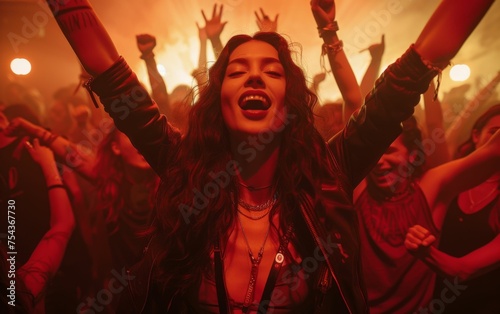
{"left": 228, "top": 57, "right": 281, "bottom": 66}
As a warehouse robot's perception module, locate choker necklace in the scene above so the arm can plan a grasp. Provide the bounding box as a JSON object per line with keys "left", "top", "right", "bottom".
{"left": 237, "top": 181, "right": 272, "bottom": 191}
{"left": 238, "top": 194, "right": 277, "bottom": 212}
{"left": 237, "top": 215, "right": 270, "bottom": 310}
{"left": 237, "top": 208, "right": 271, "bottom": 220}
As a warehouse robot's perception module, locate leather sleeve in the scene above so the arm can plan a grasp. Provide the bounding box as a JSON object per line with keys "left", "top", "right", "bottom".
{"left": 90, "top": 57, "right": 182, "bottom": 175}
{"left": 328, "top": 45, "right": 440, "bottom": 187}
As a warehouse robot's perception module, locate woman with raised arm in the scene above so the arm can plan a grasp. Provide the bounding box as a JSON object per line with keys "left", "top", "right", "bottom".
{"left": 43, "top": 0, "right": 494, "bottom": 312}
{"left": 406, "top": 104, "right": 500, "bottom": 313}
{"left": 5, "top": 117, "right": 157, "bottom": 313}
{"left": 5, "top": 118, "right": 157, "bottom": 267}
{"left": 0, "top": 138, "right": 75, "bottom": 313}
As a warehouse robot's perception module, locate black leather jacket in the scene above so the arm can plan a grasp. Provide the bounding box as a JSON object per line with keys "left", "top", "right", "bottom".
{"left": 89, "top": 45, "right": 437, "bottom": 314}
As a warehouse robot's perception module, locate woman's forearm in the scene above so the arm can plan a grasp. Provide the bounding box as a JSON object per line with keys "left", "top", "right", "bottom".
{"left": 46, "top": 0, "right": 120, "bottom": 76}
{"left": 422, "top": 236, "right": 500, "bottom": 282}
{"left": 210, "top": 36, "right": 224, "bottom": 59}
{"left": 198, "top": 39, "right": 208, "bottom": 70}
{"left": 323, "top": 33, "right": 363, "bottom": 122}
{"left": 359, "top": 56, "right": 382, "bottom": 100}
{"left": 414, "top": 0, "right": 494, "bottom": 67}
{"left": 30, "top": 126, "right": 97, "bottom": 181}
{"left": 420, "top": 247, "right": 468, "bottom": 281}
{"left": 143, "top": 56, "right": 169, "bottom": 106}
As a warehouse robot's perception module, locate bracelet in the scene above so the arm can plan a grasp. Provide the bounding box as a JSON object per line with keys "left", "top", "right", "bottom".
{"left": 318, "top": 21, "right": 339, "bottom": 38}
{"left": 322, "top": 40, "right": 344, "bottom": 56}
{"left": 47, "top": 184, "right": 66, "bottom": 191}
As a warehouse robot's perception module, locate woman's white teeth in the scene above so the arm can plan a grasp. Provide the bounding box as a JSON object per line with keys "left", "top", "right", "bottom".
{"left": 243, "top": 95, "right": 267, "bottom": 104}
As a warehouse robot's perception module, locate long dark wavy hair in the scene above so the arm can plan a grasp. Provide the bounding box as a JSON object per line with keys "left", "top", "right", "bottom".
{"left": 151, "top": 32, "right": 335, "bottom": 294}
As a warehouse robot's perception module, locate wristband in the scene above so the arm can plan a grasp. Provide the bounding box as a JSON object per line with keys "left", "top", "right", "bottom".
{"left": 322, "top": 40, "right": 344, "bottom": 56}
{"left": 318, "top": 21, "right": 339, "bottom": 38}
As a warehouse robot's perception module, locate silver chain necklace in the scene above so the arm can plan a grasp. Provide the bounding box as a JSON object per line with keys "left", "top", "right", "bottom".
{"left": 238, "top": 193, "right": 277, "bottom": 212}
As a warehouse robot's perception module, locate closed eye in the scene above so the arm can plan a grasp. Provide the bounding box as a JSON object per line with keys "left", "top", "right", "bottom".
{"left": 228, "top": 71, "right": 245, "bottom": 77}
{"left": 266, "top": 71, "right": 282, "bottom": 78}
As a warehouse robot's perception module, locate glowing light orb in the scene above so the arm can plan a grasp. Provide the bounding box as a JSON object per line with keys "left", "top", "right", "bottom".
{"left": 10, "top": 58, "right": 31, "bottom": 75}
{"left": 449, "top": 64, "right": 470, "bottom": 82}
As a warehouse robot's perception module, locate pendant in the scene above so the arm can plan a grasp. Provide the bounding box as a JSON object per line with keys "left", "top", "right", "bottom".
{"left": 242, "top": 252, "right": 262, "bottom": 310}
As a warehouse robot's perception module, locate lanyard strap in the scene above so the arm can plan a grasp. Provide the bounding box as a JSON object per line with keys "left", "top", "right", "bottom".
{"left": 214, "top": 225, "right": 293, "bottom": 314}
{"left": 257, "top": 225, "right": 293, "bottom": 313}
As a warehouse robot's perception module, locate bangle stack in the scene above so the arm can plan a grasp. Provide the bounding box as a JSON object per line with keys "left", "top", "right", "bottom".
{"left": 318, "top": 20, "right": 339, "bottom": 38}
{"left": 322, "top": 40, "right": 344, "bottom": 56}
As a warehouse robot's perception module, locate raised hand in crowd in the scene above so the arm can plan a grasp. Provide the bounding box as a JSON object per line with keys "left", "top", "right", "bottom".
{"left": 136, "top": 33, "right": 170, "bottom": 115}
{"left": 255, "top": 8, "right": 279, "bottom": 33}
{"left": 310, "top": 72, "right": 327, "bottom": 96}
{"left": 359, "top": 34, "right": 385, "bottom": 98}
{"left": 192, "top": 20, "right": 209, "bottom": 90}
{"left": 136, "top": 33, "right": 156, "bottom": 59}
{"left": 201, "top": 3, "right": 227, "bottom": 58}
